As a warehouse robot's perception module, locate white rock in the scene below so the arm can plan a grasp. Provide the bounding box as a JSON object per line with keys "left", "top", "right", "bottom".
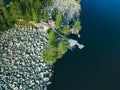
{"left": 13, "top": 66, "right": 17, "bottom": 69}
{"left": 36, "top": 80, "right": 39, "bottom": 84}
{"left": 19, "top": 85, "right": 22, "bottom": 89}
{"left": 40, "top": 73, "right": 44, "bottom": 78}
{"left": 14, "top": 87, "right": 18, "bottom": 90}
{"left": 16, "top": 74, "right": 20, "bottom": 78}
{"left": 2, "top": 53, "right": 7, "bottom": 57}
{"left": 47, "top": 82, "right": 52, "bottom": 85}
{"left": 41, "top": 46, "right": 44, "bottom": 49}
{"left": 25, "top": 54, "right": 29, "bottom": 58}
{"left": 40, "top": 80, "right": 43, "bottom": 84}
{"left": 43, "top": 77, "right": 49, "bottom": 82}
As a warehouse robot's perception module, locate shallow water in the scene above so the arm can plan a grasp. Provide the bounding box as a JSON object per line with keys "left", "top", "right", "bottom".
{"left": 48, "top": 0, "right": 120, "bottom": 90}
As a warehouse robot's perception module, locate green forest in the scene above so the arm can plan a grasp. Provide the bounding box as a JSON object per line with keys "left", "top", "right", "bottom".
{"left": 0, "top": 0, "right": 52, "bottom": 31}
{"left": 42, "top": 30, "right": 68, "bottom": 64}
{"left": 0, "top": 0, "right": 81, "bottom": 64}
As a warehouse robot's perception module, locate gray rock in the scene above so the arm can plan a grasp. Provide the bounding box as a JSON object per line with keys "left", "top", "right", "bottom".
{"left": 40, "top": 80, "right": 43, "bottom": 84}
{"left": 16, "top": 74, "right": 20, "bottom": 78}
{"left": 13, "top": 66, "right": 17, "bottom": 69}
{"left": 19, "top": 85, "right": 22, "bottom": 89}
{"left": 47, "top": 82, "right": 52, "bottom": 85}
{"left": 16, "top": 43, "right": 20, "bottom": 48}
{"left": 43, "top": 77, "right": 49, "bottom": 82}
{"left": 36, "top": 80, "right": 40, "bottom": 84}
{"left": 14, "top": 87, "right": 18, "bottom": 90}
{"left": 0, "top": 25, "right": 53, "bottom": 90}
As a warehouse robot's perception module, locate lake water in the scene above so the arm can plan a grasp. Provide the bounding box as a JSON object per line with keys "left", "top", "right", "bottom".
{"left": 48, "top": 0, "right": 120, "bottom": 90}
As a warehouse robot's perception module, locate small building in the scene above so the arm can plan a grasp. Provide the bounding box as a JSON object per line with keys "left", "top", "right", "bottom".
{"left": 48, "top": 20, "right": 55, "bottom": 27}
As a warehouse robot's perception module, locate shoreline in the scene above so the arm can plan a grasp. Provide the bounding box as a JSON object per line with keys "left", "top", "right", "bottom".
{"left": 0, "top": 0, "right": 83, "bottom": 90}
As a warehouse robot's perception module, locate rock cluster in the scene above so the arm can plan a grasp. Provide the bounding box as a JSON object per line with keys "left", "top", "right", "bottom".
{"left": 0, "top": 26, "right": 53, "bottom": 90}
{"left": 51, "top": 0, "right": 81, "bottom": 24}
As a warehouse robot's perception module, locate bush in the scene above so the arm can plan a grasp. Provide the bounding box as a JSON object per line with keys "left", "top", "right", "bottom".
{"left": 75, "top": 0, "right": 81, "bottom": 3}
{"left": 56, "top": 11, "right": 62, "bottom": 27}
{"left": 74, "top": 21, "right": 81, "bottom": 33}
{"left": 41, "top": 45, "right": 58, "bottom": 64}
{"left": 57, "top": 40, "right": 68, "bottom": 59}
{"left": 63, "top": 25, "right": 71, "bottom": 36}
{"left": 48, "top": 30, "right": 56, "bottom": 45}
{"left": 42, "top": 40, "right": 68, "bottom": 64}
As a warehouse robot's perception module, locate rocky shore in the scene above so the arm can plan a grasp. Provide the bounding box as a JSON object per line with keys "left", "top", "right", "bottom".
{"left": 51, "top": 0, "right": 81, "bottom": 24}
{"left": 0, "top": 26, "right": 53, "bottom": 90}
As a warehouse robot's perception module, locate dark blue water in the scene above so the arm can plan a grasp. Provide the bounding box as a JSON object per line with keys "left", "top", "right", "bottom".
{"left": 48, "top": 0, "right": 120, "bottom": 90}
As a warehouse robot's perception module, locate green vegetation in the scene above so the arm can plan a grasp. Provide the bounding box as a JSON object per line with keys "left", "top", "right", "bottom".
{"left": 42, "top": 30, "right": 57, "bottom": 63}
{"left": 48, "top": 29, "right": 56, "bottom": 45}
{"left": 42, "top": 45, "right": 58, "bottom": 64}
{"left": 42, "top": 30, "right": 68, "bottom": 64}
{"left": 0, "top": 0, "right": 52, "bottom": 31}
{"left": 0, "top": 0, "right": 14, "bottom": 30}
{"left": 57, "top": 25, "right": 71, "bottom": 36}
{"left": 42, "top": 12, "right": 81, "bottom": 64}
{"left": 57, "top": 40, "right": 68, "bottom": 59}
{"left": 75, "top": 0, "right": 81, "bottom": 3}
{"left": 55, "top": 11, "right": 62, "bottom": 27}
{"left": 0, "top": 0, "right": 81, "bottom": 64}
{"left": 63, "top": 25, "right": 71, "bottom": 36}
{"left": 74, "top": 21, "right": 81, "bottom": 33}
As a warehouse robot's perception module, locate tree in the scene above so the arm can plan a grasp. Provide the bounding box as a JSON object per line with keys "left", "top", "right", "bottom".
{"left": 0, "top": 1, "right": 14, "bottom": 30}
{"left": 48, "top": 30, "right": 56, "bottom": 45}
{"left": 63, "top": 25, "right": 71, "bottom": 36}
{"left": 32, "top": 8, "right": 37, "bottom": 23}
{"left": 57, "top": 27, "right": 63, "bottom": 35}
{"left": 14, "top": 1, "right": 22, "bottom": 19}
{"left": 74, "top": 21, "right": 81, "bottom": 33}
{"left": 42, "top": 45, "right": 58, "bottom": 64}
{"left": 24, "top": 9, "right": 31, "bottom": 21}
{"left": 43, "top": 11, "right": 49, "bottom": 21}
{"left": 0, "top": 0, "right": 53, "bottom": 31}
{"left": 2, "top": 7, "right": 9, "bottom": 21}
{"left": 9, "top": 2, "right": 17, "bottom": 20}
{"left": 56, "top": 11, "right": 62, "bottom": 27}
{"left": 75, "top": 0, "right": 81, "bottom": 3}
{"left": 42, "top": 40, "right": 68, "bottom": 63}
{"left": 57, "top": 40, "right": 68, "bottom": 59}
